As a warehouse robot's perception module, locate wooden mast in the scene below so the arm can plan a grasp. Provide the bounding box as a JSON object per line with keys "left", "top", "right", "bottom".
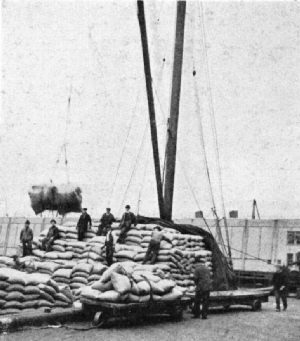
{"left": 163, "top": 0, "right": 186, "bottom": 220}
{"left": 137, "top": 0, "right": 165, "bottom": 218}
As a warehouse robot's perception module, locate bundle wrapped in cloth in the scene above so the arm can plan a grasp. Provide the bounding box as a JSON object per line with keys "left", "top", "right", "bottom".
{"left": 0, "top": 268, "right": 73, "bottom": 315}
{"left": 28, "top": 184, "right": 82, "bottom": 215}
{"left": 80, "top": 262, "right": 184, "bottom": 304}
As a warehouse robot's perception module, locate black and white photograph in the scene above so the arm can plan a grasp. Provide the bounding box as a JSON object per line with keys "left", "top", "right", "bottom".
{"left": 0, "top": 0, "right": 299, "bottom": 340}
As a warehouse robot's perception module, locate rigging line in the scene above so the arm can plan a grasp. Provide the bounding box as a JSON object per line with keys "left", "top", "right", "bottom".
{"left": 119, "top": 119, "right": 149, "bottom": 215}
{"left": 198, "top": 2, "right": 227, "bottom": 219}
{"left": 198, "top": 2, "right": 232, "bottom": 261}
{"left": 152, "top": 81, "right": 169, "bottom": 187}
{"left": 88, "top": 26, "right": 114, "bottom": 110}
{"left": 190, "top": 4, "right": 217, "bottom": 214}
{"left": 192, "top": 63, "right": 217, "bottom": 212}
{"left": 217, "top": 243, "right": 277, "bottom": 266}
{"left": 63, "top": 84, "right": 72, "bottom": 184}
{"left": 108, "top": 92, "right": 140, "bottom": 206}
{"left": 136, "top": 138, "right": 151, "bottom": 216}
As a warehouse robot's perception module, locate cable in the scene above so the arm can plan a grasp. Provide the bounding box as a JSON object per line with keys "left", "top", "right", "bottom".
{"left": 198, "top": 2, "right": 227, "bottom": 220}
{"left": 136, "top": 139, "right": 151, "bottom": 215}
{"left": 108, "top": 92, "right": 140, "bottom": 206}
{"left": 119, "top": 119, "right": 149, "bottom": 214}
{"left": 198, "top": 2, "right": 232, "bottom": 261}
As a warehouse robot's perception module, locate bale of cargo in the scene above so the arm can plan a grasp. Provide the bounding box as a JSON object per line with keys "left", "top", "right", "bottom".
{"left": 28, "top": 184, "right": 82, "bottom": 215}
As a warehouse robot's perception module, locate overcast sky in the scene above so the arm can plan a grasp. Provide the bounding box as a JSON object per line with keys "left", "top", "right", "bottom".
{"left": 1, "top": 0, "right": 300, "bottom": 220}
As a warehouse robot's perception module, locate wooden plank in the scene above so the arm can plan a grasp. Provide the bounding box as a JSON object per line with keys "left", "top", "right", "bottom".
{"left": 241, "top": 219, "right": 249, "bottom": 270}
{"left": 3, "top": 217, "right": 12, "bottom": 256}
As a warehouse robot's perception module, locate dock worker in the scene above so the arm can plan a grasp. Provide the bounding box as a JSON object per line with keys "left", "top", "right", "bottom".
{"left": 77, "top": 208, "right": 92, "bottom": 241}
{"left": 117, "top": 205, "right": 137, "bottom": 244}
{"left": 272, "top": 265, "right": 289, "bottom": 312}
{"left": 20, "top": 219, "right": 33, "bottom": 256}
{"left": 41, "top": 219, "right": 59, "bottom": 252}
{"left": 192, "top": 263, "right": 213, "bottom": 319}
{"left": 101, "top": 226, "right": 114, "bottom": 266}
{"left": 97, "top": 208, "right": 116, "bottom": 236}
{"left": 143, "top": 226, "right": 172, "bottom": 264}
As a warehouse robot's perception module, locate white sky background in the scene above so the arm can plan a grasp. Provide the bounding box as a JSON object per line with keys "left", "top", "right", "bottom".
{"left": 1, "top": 0, "right": 300, "bottom": 219}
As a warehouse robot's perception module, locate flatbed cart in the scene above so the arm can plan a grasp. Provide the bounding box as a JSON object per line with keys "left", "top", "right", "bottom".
{"left": 81, "top": 297, "right": 191, "bottom": 327}
{"left": 208, "top": 289, "right": 271, "bottom": 311}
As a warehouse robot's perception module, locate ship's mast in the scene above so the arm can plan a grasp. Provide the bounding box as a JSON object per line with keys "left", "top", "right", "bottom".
{"left": 137, "top": 0, "right": 165, "bottom": 218}
{"left": 163, "top": 0, "right": 186, "bottom": 220}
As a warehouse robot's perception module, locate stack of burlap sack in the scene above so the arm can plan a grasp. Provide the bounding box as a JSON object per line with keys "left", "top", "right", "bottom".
{"left": 0, "top": 256, "right": 15, "bottom": 268}
{"left": 111, "top": 223, "right": 213, "bottom": 297}
{"left": 80, "top": 261, "right": 185, "bottom": 304}
{"left": 0, "top": 268, "right": 73, "bottom": 315}
{"left": 10, "top": 221, "right": 213, "bottom": 299}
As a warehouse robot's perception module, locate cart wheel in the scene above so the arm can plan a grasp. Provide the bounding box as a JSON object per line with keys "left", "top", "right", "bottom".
{"left": 223, "top": 305, "right": 230, "bottom": 311}
{"left": 251, "top": 299, "right": 262, "bottom": 311}
{"left": 92, "top": 311, "right": 105, "bottom": 327}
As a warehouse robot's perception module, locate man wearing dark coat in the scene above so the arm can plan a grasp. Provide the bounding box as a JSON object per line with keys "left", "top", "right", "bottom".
{"left": 76, "top": 208, "right": 92, "bottom": 241}
{"left": 272, "top": 265, "right": 289, "bottom": 311}
{"left": 97, "top": 208, "right": 116, "bottom": 236}
{"left": 41, "top": 219, "right": 59, "bottom": 252}
{"left": 192, "top": 263, "right": 213, "bottom": 319}
{"left": 20, "top": 219, "right": 33, "bottom": 256}
{"left": 101, "top": 226, "right": 114, "bottom": 266}
{"left": 117, "top": 205, "right": 137, "bottom": 244}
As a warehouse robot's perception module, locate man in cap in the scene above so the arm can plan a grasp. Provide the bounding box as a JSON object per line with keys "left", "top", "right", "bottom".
{"left": 143, "top": 226, "right": 172, "bottom": 264}
{"left": 97, "top": 208, "right": 116, "bottom": 236}
{"left": 41, "top": 219, "right": 59, "bottom": 252}
{"left": 20, "top": 220, "right": 33, "bottom": 256}
{"left": 76, "top": 208, "right": 92, "bottom": 241}
{"left": 101, "top": 226, "right": 114, "bottom": 266}
{"left": 272, "top": 265, "right": 289, "bottom": 311}
{"left": 192, "top": 263, "right": 213, "bottom": 319}
{"left": 117, "top": 205, "right": 137, "bottom": 244}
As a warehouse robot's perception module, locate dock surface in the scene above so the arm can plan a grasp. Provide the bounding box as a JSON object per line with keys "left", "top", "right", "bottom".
{"left": 3, "top": 297, "right": 300, "bottom": 341}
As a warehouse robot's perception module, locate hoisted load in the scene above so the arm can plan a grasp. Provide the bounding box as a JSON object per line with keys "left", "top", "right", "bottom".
{"left": 28, "top": 184, "right": 82, "bottom": 216}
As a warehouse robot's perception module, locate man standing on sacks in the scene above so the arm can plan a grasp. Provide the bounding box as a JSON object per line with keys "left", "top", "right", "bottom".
{"left": 143, "top": 226, "right": 172, "bottom": 264}
{"left": 20, "top": 219, "right": 33, "bottom": 256}
{"left": 77, "top": 208, "right": 92, "bottom": 241}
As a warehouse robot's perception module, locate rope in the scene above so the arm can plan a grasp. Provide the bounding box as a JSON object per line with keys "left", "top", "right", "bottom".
{"left": 136, "top": 139, "right": 151, "bottom": 215}
{"left": 88, "top": 26, "right": 115, "bottom": 110}
{"left": 198, "top": 2, "right": 227, "bottom": 220}
{"left": 50, "top": 84, "right": 72, "bottom": 184}
{"left": 108, "top": 92, "right": 139, "bottom": 206}
{"left": 119, "top": 119, "right": 149, "bottom": 214}
{"left": 190, "top": 9, "right": 217, "bottom": 216}
{"left": 190, "top": 6, "right": 229, "bottom": 257}
{"left": 198, "top": 2, "right": 232, "bottom": 260}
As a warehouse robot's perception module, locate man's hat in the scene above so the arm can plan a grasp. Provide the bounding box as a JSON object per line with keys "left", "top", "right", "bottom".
{"left": 83, "top": 208, "right": 87, "bottom": 211}
{"left": 25, "top": 220, "right": 30, "bottom": 225}
{"left": 106, "top": 208, "right": 111, "bottom": 211}
{"left": 50, "top": 219, "right": 56, "bottom": 224}
{"left": 125, "top": 205, "right": 130, "bottom": 209}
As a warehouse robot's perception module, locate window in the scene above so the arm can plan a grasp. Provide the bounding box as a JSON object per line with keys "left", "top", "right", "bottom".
{"left": 296, "top": 232, "right": 300, "bottom": 245}
{"left": 287, "top": 231, "right": 295, "bottom": 244}
{"left": 287, "top": 253, "right": 294, "bottom": 266}
{"left": 277, "top": 260, "right": 281, "bottom": 265}
{"left": 287, "top": 231, "right": 300, "bottom": 245}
